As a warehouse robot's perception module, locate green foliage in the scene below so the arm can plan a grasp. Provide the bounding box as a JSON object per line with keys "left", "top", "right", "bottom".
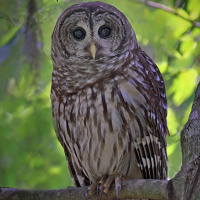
{"left": 0, "top": 0, "right": 199, "bottom": 189}
{"left": 0, "top": 11, "right": 12, "bottom": 23}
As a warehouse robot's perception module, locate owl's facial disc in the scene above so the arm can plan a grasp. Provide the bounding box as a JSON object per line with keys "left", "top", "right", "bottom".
{"left": 55, "top": 3, "right": 137, "bottom": 62}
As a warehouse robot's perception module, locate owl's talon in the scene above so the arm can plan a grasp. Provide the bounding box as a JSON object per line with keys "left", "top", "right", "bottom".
{"left": 88, "top": 179, "right": 100, "bottom": 195}
{"left": 97, "top": 182, "right": 101, "bottom": 193}
{"left": 85, "top": 189, "right": 89, "bottom": 197}
{"left": 98, "top": 176, "right": 107, "bottom": 190}
{"left": 95, "top": 175, "right": 122, "bottom": 197}
{"left": 100, "top": 186, "right": 106, "bottom": 196}
{"left": 116, "top": 185, "right": 121, "bottom": 199}
{"left": 101, "top": 174, "right": 116, "bottom": 193}
{"left": 115, "top": 176, "right": 122, "bottom": 198}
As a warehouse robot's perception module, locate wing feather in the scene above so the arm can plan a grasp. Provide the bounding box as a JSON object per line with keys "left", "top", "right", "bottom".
{"left": 136, "top": 48, "right": 168, "bottom": 179}
{"left": 119, "top": 47, "right": 168, "bottom": 180}
{"left": 51, "top": 98, "right": 90, "bottom": 187}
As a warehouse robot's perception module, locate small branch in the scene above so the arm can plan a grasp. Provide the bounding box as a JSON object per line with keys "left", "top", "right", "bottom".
{"left": 133, "top": 0, "right": 200, "bottom": 28}
{"left": 0, "top": 179, "right": 168, "bottom": 200}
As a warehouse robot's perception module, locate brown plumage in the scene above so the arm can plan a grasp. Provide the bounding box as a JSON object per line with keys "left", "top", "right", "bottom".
{"left": 51, "top": 2, "right": 168, "bottom": 199}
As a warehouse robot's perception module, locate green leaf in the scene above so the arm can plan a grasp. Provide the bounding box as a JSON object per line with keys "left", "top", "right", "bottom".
{"left": 0, "top": 11, "right": 12, "bottom": 23}
{"left": 169, "top": 69, "right": 198, "bottom": 106}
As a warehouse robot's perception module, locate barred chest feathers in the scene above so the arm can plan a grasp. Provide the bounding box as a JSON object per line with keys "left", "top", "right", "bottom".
{"left": 51, "top": 65, "right": 160, "bottom": 182}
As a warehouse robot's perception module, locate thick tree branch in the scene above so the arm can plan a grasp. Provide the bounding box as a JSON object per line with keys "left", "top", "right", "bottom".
{"left": 0, "top": 179, "right": 168, "bottom": 200}
{"left": 133, "top": 0, "right": 200, "bottom": 28}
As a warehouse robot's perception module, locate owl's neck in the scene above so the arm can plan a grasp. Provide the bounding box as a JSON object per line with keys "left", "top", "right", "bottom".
{"left": 52, "top": 50, "right": 135, "bottom": 97}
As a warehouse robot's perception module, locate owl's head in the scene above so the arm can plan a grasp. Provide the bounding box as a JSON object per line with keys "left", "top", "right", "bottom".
{"left": 52, "top": 2, "right": 137, "bottom": 62}
{"left": 51, "top": 2, "right": 138, "bottom": 94}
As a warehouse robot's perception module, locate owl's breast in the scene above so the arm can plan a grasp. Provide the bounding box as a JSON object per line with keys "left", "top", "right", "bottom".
{"left": 54, "top": 75, "right": 149, "bottom": 181}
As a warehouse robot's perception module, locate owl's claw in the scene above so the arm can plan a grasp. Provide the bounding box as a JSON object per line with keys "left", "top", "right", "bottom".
{"left": 97, "top": 182, "right": 101, "bottom": 193}
{"left": 87, "top": 178, "right": 101, "bottom": 195}
{"left": 88, "top": 175, "right": 122, "bottom": 198}
{"left": 100, "top": 174, "right": 116, "bottom": 193}
{"left": 85, "top": 189, "right": 89, "bottom": 198}
{"left": 100, "top": 185, "right": 106, "bottom": 196}
{"left": 99, "top": 175, "right": 122, "bottom": 197}
{"left": 98, "top": 175, "right": 108, "bottom": 190}
{"left": 115, "top": 177, "right": 122, "bottom": 199}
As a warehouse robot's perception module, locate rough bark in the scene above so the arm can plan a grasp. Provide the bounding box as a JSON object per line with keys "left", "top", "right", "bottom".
{"left": 1, "top": 82, "right": 200, "bottom": 199}
{"left": 167, "top": 82, "right": 200, "bottom": 200}
{"left": 0, "top": 179, "right": 168, "bottom": 200}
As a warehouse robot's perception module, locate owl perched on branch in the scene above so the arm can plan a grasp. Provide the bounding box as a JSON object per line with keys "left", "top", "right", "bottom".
{"left": 51, "top": 1, "right": 168, "bottom": 199}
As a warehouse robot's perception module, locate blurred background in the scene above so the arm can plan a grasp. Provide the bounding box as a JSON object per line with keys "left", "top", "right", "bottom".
{"left": 0, "top": 0, "right": 199, "bottom": 189}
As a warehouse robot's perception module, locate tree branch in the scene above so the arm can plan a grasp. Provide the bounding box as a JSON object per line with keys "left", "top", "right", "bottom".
{"left": 0, "top": 179, "right": 168, "bottom": 200}
{"left": 133, "top": 0, "right": 200, "bottom": 28}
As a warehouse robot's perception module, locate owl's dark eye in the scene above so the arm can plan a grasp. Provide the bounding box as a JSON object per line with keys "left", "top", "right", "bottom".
{"left": 98, "top": 25, "right": 111, "bottom": 38}
{"left": 72, "top": 27, "right": 86, "bottom": 40}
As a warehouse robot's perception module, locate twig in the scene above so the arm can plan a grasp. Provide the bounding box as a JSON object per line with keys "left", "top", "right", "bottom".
{"left": 133, "top": 0, "right": 200, "bottom": 28}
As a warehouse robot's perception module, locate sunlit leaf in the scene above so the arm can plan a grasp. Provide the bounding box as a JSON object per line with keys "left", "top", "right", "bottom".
{"left": 169, "top": 69, "right": 198, "bottom": 106}
{"left": 167, "top": 108, "right": 179, "bottom": 135}
{"left": 167, "top": 137, "right": 182, "bottom": 178}
{"left": 187, "top": 0, "right": 200, "bottom": 20}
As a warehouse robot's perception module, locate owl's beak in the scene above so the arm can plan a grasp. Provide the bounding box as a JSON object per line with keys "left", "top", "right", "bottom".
{"left": 89, "top": 42, "right": 97, "bottom": 60}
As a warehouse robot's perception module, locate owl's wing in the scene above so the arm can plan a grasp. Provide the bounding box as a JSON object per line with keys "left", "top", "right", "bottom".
{"left": 138, "top": 48, "right": 168, "bottom": 180}
{"left": 52, "top": 111, "right": 90, "bottom": 187}
{"left": 63, "top": 145, "right": 90, "bottom": 187}
{"left": 118, "top": 47, "right": 168, "bottom": 180}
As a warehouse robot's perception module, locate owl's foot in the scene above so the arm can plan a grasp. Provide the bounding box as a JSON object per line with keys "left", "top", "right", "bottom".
{"left": 87, "top": 175, "right": 122, "bottom": 199}
{"left": 87, "top": 178, "right": 101, "bottom": 195}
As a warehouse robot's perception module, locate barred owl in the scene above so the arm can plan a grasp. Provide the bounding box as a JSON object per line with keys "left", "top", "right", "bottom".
{"left": 51, "top": 2, "right": 168, "bottom": 199}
